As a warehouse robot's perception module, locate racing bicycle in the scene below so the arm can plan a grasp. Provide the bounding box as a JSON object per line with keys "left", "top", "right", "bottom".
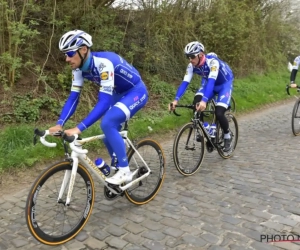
{"left": 286, "top": 84, "right": 300, "bottom": 136}
{"left": 171, "top": 102, "right": 238, "bottom": 176}
{"left": 25, "top": 122, "right": 166, "bottom": 245}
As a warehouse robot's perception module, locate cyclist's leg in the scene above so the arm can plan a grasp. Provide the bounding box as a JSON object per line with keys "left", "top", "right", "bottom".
{"left": 214, "top": 81, "right": 233, "bottom": 151}
{"left": 102, "top": 81, "right": 148, "bottom": 185}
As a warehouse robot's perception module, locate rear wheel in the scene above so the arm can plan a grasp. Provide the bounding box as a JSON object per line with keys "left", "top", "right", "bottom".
{"left": 173, "top": 122, "right": 205, "bottom": 176}
{"left": 228, "top": 96, "right": 236, "bottom": 113}
{"left": 292, "top": 99, "right": 300, "bottom": 136}
{"left": 125, "top": 139, "right": 165, "bottom": 205}
{"left": 216, "top": 113, "right": 239, "bottom": 159}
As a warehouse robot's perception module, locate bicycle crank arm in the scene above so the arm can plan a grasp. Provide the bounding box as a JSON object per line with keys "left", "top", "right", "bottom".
{"left": 105, "top": 184, "right": 122, "bottom": 195}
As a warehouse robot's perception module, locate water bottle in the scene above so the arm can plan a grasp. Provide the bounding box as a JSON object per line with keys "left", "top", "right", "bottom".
{"left": 203, "top": 122, "right": 210, "bottom": 133}
{"left": 95, "top": 158, "right": 110, "bottom": 176}
{"left": 209, "top": 123, "right": 216, "bottom": 138}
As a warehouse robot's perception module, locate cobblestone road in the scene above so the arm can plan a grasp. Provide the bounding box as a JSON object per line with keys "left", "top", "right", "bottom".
{"left": 2, "top": 99, "right": 300, "bottom": 250}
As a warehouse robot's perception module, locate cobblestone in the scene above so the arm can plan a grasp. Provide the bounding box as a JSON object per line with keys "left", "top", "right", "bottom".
{"left": 2, "top": 99, "right": 300, "bottom": 249}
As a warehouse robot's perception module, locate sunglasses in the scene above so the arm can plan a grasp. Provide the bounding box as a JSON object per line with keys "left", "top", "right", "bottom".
{"left": 64, "top": 50, "right": 78, "bottom": 58}
{"left": 186, "top": 53, "right": 200, "bottom": 59}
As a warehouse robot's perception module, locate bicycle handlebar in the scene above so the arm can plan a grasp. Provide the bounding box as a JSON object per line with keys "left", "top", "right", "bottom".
{"left": 286, "top": 84, "right": 300, "bottom": 95}
{"left": 34, "top": 128, "right": 88, "bottom": 154}
{"left": 169, "top": 103, "right": 196, "bottom": 116}
{"left": 34, "top": 129, "right": 57, "bottom": 147}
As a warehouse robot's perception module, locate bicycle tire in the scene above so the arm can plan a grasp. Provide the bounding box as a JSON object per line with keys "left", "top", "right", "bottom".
{"left": 229, "top": 96, "right": 236, "bottom": 113}
{"left": 216, "top": 113, "right": 239, "bottom": 159}
{"left": 292, "top": 98, "right": 300, "bottom": 136}
{"left": 173, "top": 122, "right": 205, "bottom": 176}
{"left": 125, "top": 139, "right": 166, "bottom": 205}
{"left": 25, "top": 161, "right": 95, "bottom": 245}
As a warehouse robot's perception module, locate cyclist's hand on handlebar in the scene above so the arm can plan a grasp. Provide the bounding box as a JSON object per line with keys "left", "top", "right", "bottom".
{"left": 169, "top": 100, "right": 178, "bottom": 111}
{"left": 64, "top": 127, "right": 81, "bottom": 136}
{"left": 197, "top": 101, "right": 207, "bottom": 111}
{"left": 49, "top": 125, "right": 63, "bottom": 136}
{"left": 290, "top": 83, "right": 298, "bottom": 88}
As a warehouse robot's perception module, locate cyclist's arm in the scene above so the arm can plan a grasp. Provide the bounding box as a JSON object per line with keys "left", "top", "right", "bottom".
{"left": 77, "top": 62, "right": 114, "bottom": 132}
{"left": 57, "top": 70, "right": 84, "bottom": 126}
{"left": 202, "top": 59, "right": 219, "bottom": 102}
{"left": 174, "top": 64, "right": 193, "bottom": 101}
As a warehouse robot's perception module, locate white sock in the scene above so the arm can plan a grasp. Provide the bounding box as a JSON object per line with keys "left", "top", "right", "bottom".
{"left": 224, "top": 133, "right": 231, "bottom": 139}
{"left": 119, "top": 166, "right": 130, "bottom": 173}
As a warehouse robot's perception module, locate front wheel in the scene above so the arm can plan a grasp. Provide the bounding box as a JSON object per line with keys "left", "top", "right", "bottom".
{"left": 173, "top": 122, "right": 205, "bottom": 176}
{"left": 292, "top": 99, "right": 300, "bottom": 136}
{"left": 125, "top": 139, "right": 166, "bottom": 205}
{"left": 216, "top": 113, "right": 239, "bottom": 159}
{"left": 25, "top": 161, "right": 95, "bottom": 245}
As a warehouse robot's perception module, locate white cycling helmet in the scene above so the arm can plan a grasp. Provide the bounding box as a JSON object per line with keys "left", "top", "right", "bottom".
{"left": 184, "top": 41, "right": 205, "bottom": 55}
{"left": 59, "top": 30, "right": 93, "bottom": 52}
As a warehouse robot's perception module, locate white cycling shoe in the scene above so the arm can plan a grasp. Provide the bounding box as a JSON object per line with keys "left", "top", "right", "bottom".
{"left": 106, "top": 169, "right": 133, "bottom": 185}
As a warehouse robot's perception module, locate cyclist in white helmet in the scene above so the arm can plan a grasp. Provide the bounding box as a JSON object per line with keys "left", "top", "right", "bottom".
{"left": 289, "top": 55, "right": 300, "bottom": 88}
{"left": 169, "top": 41, "right": 234, "bottom": 152}
{"left": 49, "top": 30, "right": 149, "bottom": 185}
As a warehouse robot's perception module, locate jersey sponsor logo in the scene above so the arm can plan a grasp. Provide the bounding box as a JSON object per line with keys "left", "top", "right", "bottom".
{"left": 99, "top": 63, "right": 106, "bottom": 72}
{"left": 129, "top": 94, "right": 146, "bottom": 110}
{"left": 120, "top": 68, "right": 133, "bottom": 78}
{"left": 100, "top": 86, "right": 113, "bottom": 92}
{"left": 211, "top": 66, "right": 217, "bottom": 71}
{"left": 100, "top": 71, "right": 109, "bottom": 80}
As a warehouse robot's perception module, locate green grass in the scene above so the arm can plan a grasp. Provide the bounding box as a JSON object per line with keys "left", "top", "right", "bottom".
{"left": 0, "top": 69, "right": 293, "bottom": 172}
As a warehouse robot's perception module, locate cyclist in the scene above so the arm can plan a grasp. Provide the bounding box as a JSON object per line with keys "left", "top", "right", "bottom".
{"left": 169, "top": 41, "right": 234, "bottom": 152}
{"left": 289, "top": 56, "right": 300, "bottom": 88}
{"left": 49, "top": 29, "right": 149, "bottom": 185}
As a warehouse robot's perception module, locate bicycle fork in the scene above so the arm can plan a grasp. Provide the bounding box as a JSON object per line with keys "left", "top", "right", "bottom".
{"left": 57, "top": 157, "right": 79, "bottom": 206}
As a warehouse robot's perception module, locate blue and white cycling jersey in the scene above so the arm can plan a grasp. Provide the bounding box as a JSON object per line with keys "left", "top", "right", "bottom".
{"left": 292, "top": 56, "right": 300, "bottom": 70}
{"left": 175, "top": 54, "right": 234, "bottom": 103}
{"left": 57, "top": 51, "right": 145, "bottom": 131}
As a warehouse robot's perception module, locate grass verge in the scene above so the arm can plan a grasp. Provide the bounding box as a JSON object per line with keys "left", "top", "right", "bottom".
{"left": 0, "top": 70, "right": 293, "bottom": 172}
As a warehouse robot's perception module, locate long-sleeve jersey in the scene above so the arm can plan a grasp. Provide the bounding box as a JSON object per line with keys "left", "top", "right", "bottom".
{"left": 290, "top": 56, "right": 300, "bottom": 83}
{"left": 57, "top": 51, "right": 142, "bottom": 131}
{"left": 175, "top": 55, "right": 234, "bottom": 102}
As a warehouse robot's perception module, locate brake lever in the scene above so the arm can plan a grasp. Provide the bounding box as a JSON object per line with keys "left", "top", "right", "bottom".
{"left": 169, "top": 103, "right": 181, "bottom": 116}
{"left": 33, "top": 128, "right": 46, "bottom": 145}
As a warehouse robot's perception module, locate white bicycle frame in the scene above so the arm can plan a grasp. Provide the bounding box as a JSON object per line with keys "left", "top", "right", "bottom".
{"left": 39, "top": 130, "right": 151, "bottom": 205}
